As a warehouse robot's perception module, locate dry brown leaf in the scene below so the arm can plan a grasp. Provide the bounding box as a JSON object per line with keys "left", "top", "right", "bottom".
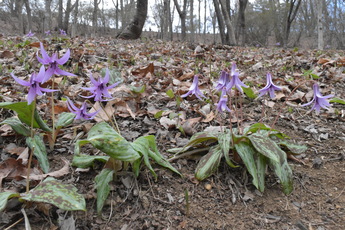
{"left": 0, "top": 50, "right": 14, "bottom": 58}
{"left": 24, "top": 158, "right": 70, "bottom": 181}
{"left": 4, "top": 143, "right": 26, "bottom": 156}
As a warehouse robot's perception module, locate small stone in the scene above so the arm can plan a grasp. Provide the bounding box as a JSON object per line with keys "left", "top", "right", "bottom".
{"left": 205, "top": 184, "right": 212, "bottom": 190}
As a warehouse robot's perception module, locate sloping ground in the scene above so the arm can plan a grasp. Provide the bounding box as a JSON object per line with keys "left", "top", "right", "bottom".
{"left": 0, "top": 36, "right": 344, "bottom": 229}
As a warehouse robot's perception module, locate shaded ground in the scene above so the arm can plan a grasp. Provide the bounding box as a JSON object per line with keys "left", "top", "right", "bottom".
{"left": 0, "top": 36, "right": 344, "bottom": 230}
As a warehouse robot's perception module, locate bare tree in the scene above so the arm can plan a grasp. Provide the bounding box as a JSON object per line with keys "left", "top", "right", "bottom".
{"left": 23, "top": 0, "right": 32, "bottom": 31}
{"left": 173, "top": 0, "right": 188, "bottom": 41}
{"left": 63, "top": 0, "right": 77, "bottom": 33}
{"left": 190, "top": 0, "right": 194, "bottom": 42}
{"left": 213, "top": 0, "right": 226, "bottom": 44}
{"left": 71, "top": 0, "right": 79, "bottom": 37}
{"left": 58, "top": 0, "right": 63, "bottom": 29}
{"left": 317, "top": 0, "right": 323, "bottom": 49}
{"left": 219, "top": 0, "right": 236, "bottom": 45}
{"left": 236, "top": 0, "right": 248, "bottom": 46}
{"left": 117, "top": 0, "right": 148, "bottom": 39}
{"left": 44, "top": 0, "right": 52, "bottom": 32}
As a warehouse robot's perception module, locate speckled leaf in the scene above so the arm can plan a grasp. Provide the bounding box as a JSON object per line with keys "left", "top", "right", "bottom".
{"left": 218, "top": 131, "right": 237, "bottom": 168}
{"left": 269, "top": 156, "right": 293, "bottom": 195}
{"left": 248, "top": 133, "right": 284, "bottom": 163}
{"left": 278, "top": 140, "right": 308, "bottom": 155}
{"left": 72, "top": 154, "right": 110, "bottom": 168}
{"left": 20, "top": 178, "right": 86, "bottom": 211}
{"left": 0, "top": 117, "right": 30, "bottom": 136}
{"left": 0, "top": 191, "right": 20, "bottom": 212}
{"left": 0, "top": 102, "right": 51, "bottom": 131}
{"left": 87, "top": 122, "right": 140, "bottom": 161}
{"left": 95, "top": 168, "right": 113, "bottom": 214}
{"left": 195, "top": 146, "right": 223, "bottom": 181}
{"left": 26, "top": 135, "right": 49, "bottom": 173}
{"left": 55, "top": 112, "right": 76, "bottom": 129}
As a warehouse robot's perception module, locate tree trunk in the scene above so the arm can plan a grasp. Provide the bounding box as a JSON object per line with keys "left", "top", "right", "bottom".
{"left": 236, "top": 0, "right": 248, "bottom": 46}
{"left": 117, "top": 0, "right": 148, "bottom": 39}
{"left": 92, "top": 0, "right": 101, "bottom": 36}
{"left": 71, "top": 0, "right": 79, "bottom": 37}
{"left": 63, "top": 0, "right": 76, "bottom": 33}
{"left": 190, "top": 0, "right": 194, "bottom": 42}
{"left": 44, "top": 0, "right": 52, "bottom": 32}
{"left": 219, "top": 0, "right": 236, "bottom": 45}
{"left": 58, "top": 0, "right": 63, "bottom": 29}
{"left": 213, "top": 0, "right": 226, "bottom": 44}
{"left": 317, "top": 0, "right": 323, "bottom": 49}
{"left": 283, "top": 0, "right": 302, "bottom": 47}
{"left": 23, "top": 0, "right": 32, "bottom": 31}
{"left": 173, "top": 0, "right": 188, "bottom": 41}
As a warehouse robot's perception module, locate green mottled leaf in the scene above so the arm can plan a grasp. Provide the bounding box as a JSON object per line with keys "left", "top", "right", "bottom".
{"left": 242, "top": 86, "right": 257, "bottom": 99}
{"left": 72, "top": 154, "right": 109, "bottom": 168}
{"left": 0, "top": 102, "right": 51, "bottom": 131}
{"left": 130, "top": 85, "right": 146, "bottom": 94}
{"left": 74, "top": 139, "right": 91, "bottom": 155}
{"left": 87, "top": 122, "right": 140, "bottom": 161}
{"left": 0, "top": 191, "right": 20, "bottom": 212}
{"left": 20, "top": 178, "right": 86, "bottom": 211}
{"left": 55, "top": 112, "right": 75, "bottom": 129}
{"left": 244, "top": 123, "right": 274, "bottom": 135}
{"left": 248, "top": 133, "right": 284, "bottom": 163}
{"left": 0, "top": 117, "right": 30, "bottom": 136}
{"left": 26, "top": 135, "right": 49, "bottom": 173}
{"left": 95, "top": 168, "right": 113, "bottom": 214}
{"left": 218, "top": 131, "right": 237, "bottom": 168}
{"left": 235, "top": 142, "right": 260, "bottom": 190}
{"left": 269, "top": 155, "right": 293, "bottom": 195}
{"left": 195, "top": 146, "right": 223, "bottom": 181}
{"left": 132, "top": 137, "right": 157, "bottom": 179}
{"left": 278, "top": 140, "right": 308, "bottom": 155}
{"left": 330, "top": 97, "right": 345, "bottom": 105}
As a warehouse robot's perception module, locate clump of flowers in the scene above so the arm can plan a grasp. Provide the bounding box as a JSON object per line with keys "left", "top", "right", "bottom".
{"left": 66, "top": 98, "right": 99, "bottom": 120}
{"left": 257, "top": 72, "right": 282, "bottom": 99}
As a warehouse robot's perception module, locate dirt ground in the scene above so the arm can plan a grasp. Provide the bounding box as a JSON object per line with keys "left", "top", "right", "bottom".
{"left": 0, "top": 37, "right": 344, "bottom": 230}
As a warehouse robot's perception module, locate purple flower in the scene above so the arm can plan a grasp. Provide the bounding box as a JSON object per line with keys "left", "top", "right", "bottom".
{"left": 181, "top": 75, "right": 205, "bottom": 100}
{"left": 45, "top": 30, "right": 51, "bottom": 36}
{"left": 301, "top": 83, "right": 333, "bottom": 114}
{"left": 66, "top": 98, "right": 99, "bottom": 120}
{"left": 226, "top": 62, "right": 248, "bottom": 93}
{"left": 215, "top": 70, "right": 230, "bottom": 92}
{"left": 26, "top": 30, "right": 35, "bottom": 37}
{"left": 257, "top": 72, "right": 282, "bottom": 98}
{"left": 37, "top": 42, "right": 76, "bottom": 80}
{"left": 216, "top": 89, "right": 231, "bottom": 113}
{"left": 11, "top": 66, "right": 57, "bottom": 104}
{"left": 81, "top": 69, "right": 120, "bottom": 101}
{"left": 59, "top": 29, "right": 67, "bottom": 36}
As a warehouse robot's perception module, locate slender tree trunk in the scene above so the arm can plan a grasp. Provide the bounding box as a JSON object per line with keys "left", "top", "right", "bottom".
{"left": 92, "top": 0, "right": 101, "bottom": 36}
{"left": 173, "top": 0, "right": 187, "bottom": 41}
{"left": 283, "top": 0, "right": 302, "bottom": 47}
{"left": 58, "top": 0, "right": 63, "bottom": 29}
{"left": 190, "top": 0, "right": 194, "bottom": 42}
{"left": 71, "top": 0, "right": 79, "bottom": 37}
{"left": 23, "top": 0, "right": 32, "bottom": 31}
{"left": 213, "top": 0, "right": 226, "bottom": 44}
{"left": 236, "top": 0, "right": 248, "bottom": 46}
{"left": 63, "top": 0, "right": 76, "bottom": 33}
{"left": 317, "top": 0, "right": 324, "bottom": 49}
{"left": 117, "top": 0, "right": 148, "bottom": 39}
{"left": 219, "top": 0, "right": 236, "bottom": 45}
{"left": 44, "top": 0, "right": 52, "bottom": 32}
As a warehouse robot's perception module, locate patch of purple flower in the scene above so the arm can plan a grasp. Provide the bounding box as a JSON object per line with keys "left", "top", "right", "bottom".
{"left": 181, "top": 74, "right": 205, "bottom": 100}
{"left": 257, "top": 72, "right": 282, "bottom": 99}
{"left": 11, "top": 66, "right": 57, "bottom": 104}
{"left": 66, "top": 98, "right": 99, "bottom": 120}
{"left": 226, "top": 62, "right": 249, "bottom": 93}
{"left": 301, "top": 83, "right": 333, "bottom": 114}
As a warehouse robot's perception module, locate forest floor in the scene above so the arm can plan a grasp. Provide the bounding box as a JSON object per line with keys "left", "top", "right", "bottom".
{"left": 0, "top": 36, "right": 345, "bottom": 230}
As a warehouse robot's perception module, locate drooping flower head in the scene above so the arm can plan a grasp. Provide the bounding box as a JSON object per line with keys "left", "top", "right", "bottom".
{"left": 66, "top": 97, "right": 99, "bottom": 120}
{"left": 257, "top": 72, "right": 282, "bottom": 99}
{"left": 81, "top": 69, "right": 120, "bottom": 102}
{"left": 11, "top": 66, "right": 57, "bottom": 104}
{"left": 216, "top": 88, "right": 231, "bottom": 113}
{"left": 181, "top": 74, "right": 205, "bottom": 100}
{"left": 301, "top": 83, "right": 333, "bottom": 114}
{"left": 226, "top": 62, "right": 248, "bottom": 93}
{"left": 37, "top": 42, "right": 76, "bottom": 81}
{"left": 25, "top": 30, "right": 35, "bottom": 37}
{"left": 215, "top": 70, "right": 230, "bottom": 92}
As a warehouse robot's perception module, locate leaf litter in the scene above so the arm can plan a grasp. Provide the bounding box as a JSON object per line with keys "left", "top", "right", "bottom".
{"left": 0, "top": 36, "right": 344, "bottom": 229}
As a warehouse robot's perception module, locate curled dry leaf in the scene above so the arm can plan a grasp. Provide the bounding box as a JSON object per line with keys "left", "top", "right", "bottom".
{"left": 23, "top": 158, "right": 70, "bottom": 181}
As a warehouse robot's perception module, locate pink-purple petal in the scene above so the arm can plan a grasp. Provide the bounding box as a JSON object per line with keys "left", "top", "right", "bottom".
{"left": 57, "top": 49, "right": 70, "bottom": 65}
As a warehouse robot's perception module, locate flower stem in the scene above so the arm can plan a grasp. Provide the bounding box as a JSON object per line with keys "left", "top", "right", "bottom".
{"left": 26, "top": 98, "right": 36, "bottom": 193}
{"left": 50, "top": 75, "right": 56, "bottom": 150}
{"left": 99, "top": 102, "right": 121, "bottom": 134}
